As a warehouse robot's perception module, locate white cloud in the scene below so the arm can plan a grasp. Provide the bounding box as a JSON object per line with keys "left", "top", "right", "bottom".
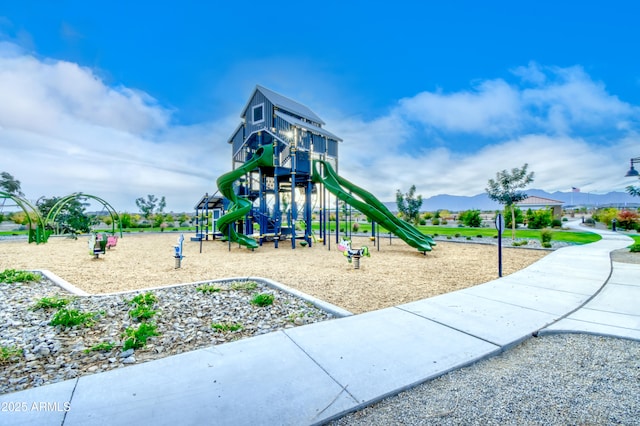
{"left": 397, "top": 79, "right": 522, "bottom": 135}
{"left": 1, "top": 39, "right": 638, "bottom": 216}
{"left": 0, "top": 45, "right": 230, "bottom": 212}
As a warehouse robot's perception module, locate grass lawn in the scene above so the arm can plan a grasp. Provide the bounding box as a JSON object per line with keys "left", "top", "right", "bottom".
{"left": 311, "top": 222, "right": 601, "bottom": 245}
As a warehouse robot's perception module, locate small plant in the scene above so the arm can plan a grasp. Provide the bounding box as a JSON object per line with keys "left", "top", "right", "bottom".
{"left": 231, "top": 281, "right": 258, "bottom": 291}
{"left": 32, "top": 296, "right": 73, "bottom": 310}
{"left": 129, "top": 305, "right": 157, "bottom": 321}
{"left": 83, "top": 342, "right": 116, "bottom": 354}
{"left": 0, "top": 345, "right": 21, "bottom": 365}
{"left": 476, "top": 234, "right": 483, "bottom": 238}
{"left": 466, "top": 236, "right": 472, "bottom": 240}
{"left": 211, "top": 322, "right": 243, "bottom": 332}
{"left": 629, "top": 243, "right": 640, "bottom": 253}
{"left": 122, "top": 323, "right": 159, "bottom": 350}
{"left": 540, "top": 229, "right": 553, "bottom": 244}
{"left": 446, "top": 235, "right": 452, "bottom": 239}
{"left": 454, "top": 233, "right": 461, "bottom": 238}
{"left": 197, "top": 284, "right": 222, "bottom": 293}
{"left": 250, "top": 293, "right": 274, "bottom": 307}
{"left": 512, "top": 240, "right": 529, "bottom": 247}
{"left": 0, "top": 269, "right": 40, "bottom": 284}
{"left": 126, "top": 292, "right": 157, "bottom": 307}
{"left": 433, "top": 233, "right": 439, "bottom": 237}
{"left": 432, "top": 218, "right": 440, "bottom": 225}
{"left": 50, "top": 308, "right": 102, "bottom": 328}
{"left": 126, "top": 292, "right": 158, "bottom": 321}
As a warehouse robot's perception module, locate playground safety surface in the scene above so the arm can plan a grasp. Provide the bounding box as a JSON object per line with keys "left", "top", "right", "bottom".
{"left": 0, "top": 233, "right": 547, "bottom": 314}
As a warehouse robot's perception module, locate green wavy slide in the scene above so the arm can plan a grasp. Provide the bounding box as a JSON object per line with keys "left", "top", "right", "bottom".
{"left": 312, "top": 160, "right": 436, "bottom": 252}
{"left": 216, "top": 144, "right": 274, "bottom": 249}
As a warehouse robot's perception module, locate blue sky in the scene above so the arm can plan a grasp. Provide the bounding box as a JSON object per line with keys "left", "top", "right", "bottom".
{"left": 1, "top": 1, "right": 639, "bottom": 212}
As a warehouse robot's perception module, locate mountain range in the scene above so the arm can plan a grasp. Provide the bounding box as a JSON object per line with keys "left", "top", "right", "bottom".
{"left": 384, "top": 189, "right": 640, "bottom": 212}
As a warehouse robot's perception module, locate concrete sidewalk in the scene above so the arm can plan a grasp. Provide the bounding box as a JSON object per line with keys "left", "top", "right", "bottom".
{"left": 1, "top": 223, "right": 637, "bottom": 426}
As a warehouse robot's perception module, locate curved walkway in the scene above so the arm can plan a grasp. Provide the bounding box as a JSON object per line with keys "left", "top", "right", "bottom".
{"left": 1, "top": 222, "right": 638, "bottom": 426}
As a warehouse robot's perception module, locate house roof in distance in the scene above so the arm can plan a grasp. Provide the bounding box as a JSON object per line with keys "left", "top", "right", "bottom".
{"left": 517, "top": 195, "right": 564, "bottom": 206}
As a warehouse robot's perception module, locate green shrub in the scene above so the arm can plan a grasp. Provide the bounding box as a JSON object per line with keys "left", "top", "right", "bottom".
{"left": 551, "top": 219, "right": 562, "bottom": 228}
{"left": 50, "top": 308, "right": 102, "bottom": 328}
{"left": 504, "top": 206, "right": 524, "bottom": 228}
{"left": 431, "top": 218, "right": 440, "bottom": 225}
{"left": 629, "top": 243, "right": 640, "bottom": 253}
{"left": 83, "top": 342, "right": 116, "bottom": 354}
{"left": 212, "top": 322, "right": 243, "bottom": 332}
{"left": 454, "top": 233, "right": 461, "bottom": 238}
{"left": 476, "top": 234, "right": 483, "bottom": 238}
{"left": 526, "top": 208, "right": 553, "bottom": 229}
{"left": 251, "top": 293, "right": 274, "bottom": 307}
{"left": 32, "top": 296, "right": 74, "bottom": 310}
{"left": 540, "top": 229, "right": 553, "bottom": 244}
{"left": 0, "top": 269, "right": 40, "bottom": 283}
{"left": 441, "top": 219, "right": 448, "bottom": 225}
{"left": 129, "top": 305, "right": 157, "bottom": 321}
{"left": 126, "top": 292, "right": 157, "bottom": 307}
{"left": 231, "top": 281, "right": 258, "bottom": 291}
{"left": 122, "top": 323, "right": 159, "bottom": 350}
{"left": 459, "top": 209, "right": 483, "bottom": 228}
{"left": 196, "top": 284, "right": 222, "bottom": 293}
{"left": 0, "top": 345, "right": 21, "bottom": 365}
{"left": 512, "top": 240, "right": 529, "bottom": 247}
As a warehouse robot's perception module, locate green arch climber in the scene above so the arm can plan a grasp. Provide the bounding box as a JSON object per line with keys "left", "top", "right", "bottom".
{"left": 0, "top": 191, "right": 49, "bottom": 244}
{"left": 46, "top": 193, "right": 122, "bottom": 237}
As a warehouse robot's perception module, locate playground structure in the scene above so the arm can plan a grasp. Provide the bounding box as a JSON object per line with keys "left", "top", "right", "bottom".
{"left": 216, "top": 85, "right": 435, "bottom": 252}
{"left": 0, "top": 191, "right": 121, "bottom": 244}
{"left": 191, "top": 193, "right": 224, "bottom": 242}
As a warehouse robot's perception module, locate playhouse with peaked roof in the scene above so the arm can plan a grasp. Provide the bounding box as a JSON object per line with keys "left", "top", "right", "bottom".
{"left": 221, "top": 85, "right": 342, "bottom": 248}
{"left": 214, "top": 85, "right": 436, "bottom": 253}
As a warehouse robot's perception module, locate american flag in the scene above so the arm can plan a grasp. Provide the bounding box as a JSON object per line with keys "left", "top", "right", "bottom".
{"left": 572, "top": 187, "right": 580, "bottom": 193}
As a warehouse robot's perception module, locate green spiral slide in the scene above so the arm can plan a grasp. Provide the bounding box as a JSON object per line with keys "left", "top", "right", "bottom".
{"left": 216, "top": 144, "right": 274, "bottom": 249}
{"left": 312, "top": 160, "right": 436, "bottom": 252}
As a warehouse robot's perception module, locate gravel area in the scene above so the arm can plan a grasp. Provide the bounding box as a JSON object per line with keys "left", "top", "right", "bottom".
{"left": 0, "top": 276, "right": 333, "bottom": 395}
{"left": 330, "top": 334, "right": 640, "bottom": 425}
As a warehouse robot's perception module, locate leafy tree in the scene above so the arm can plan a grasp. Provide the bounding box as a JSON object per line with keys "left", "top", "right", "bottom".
{"left": 627, "top": 185, "right": 640, "bottom": 197}
{"left": 396, "top": 185, "right": 423, "bottom": 224}
{"left": 135, "top": 195, "right": 166, "bottom": 219}
{"left": 0, "top": 172, "right": 24, "bottom": 196}
{"left": 37, "top": 196, "right": 92, "bottom": 233}
{"left": 119, "top": 213, "right": 133, "bottom": 229}
{"left": 486, "top": 164, "right": 535, "bottom": 239}
{"left": 459, "top": 209, "right": 482, "bottom": 228}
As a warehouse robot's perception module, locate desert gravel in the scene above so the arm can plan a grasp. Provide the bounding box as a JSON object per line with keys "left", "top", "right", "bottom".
{"left": 330, "top": 334, "right": 640, "bottom": 426}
